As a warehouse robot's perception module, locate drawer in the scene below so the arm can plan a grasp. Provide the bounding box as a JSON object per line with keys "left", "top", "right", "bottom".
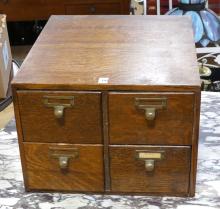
{"left": 109, "top": 92, "right": 194, "bottom": 145}
{"left": 18, "top": 91, "right": 102, "bottom": 143}
{"left": 110, "top": 145, "right": 191, "bottom": 195}
{"left": 65, "top": 2, "right": 122, "bottom": 15}
{"left": 24, "top": 143, "right": 104, "bottom": 192}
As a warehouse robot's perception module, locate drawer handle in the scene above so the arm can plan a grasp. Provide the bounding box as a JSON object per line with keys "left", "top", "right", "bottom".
{"left": 135, "top": 97, "right": 167, "bottom": 121}
{"left": 145, "top": 159, "right": 155, "bottom": 172}
{"left": 43, "top": 96, "right": 74, "bottom": 119}
{"left": 59, "top": 156, "right": 69, "bottom": 169}
{"left": 49, "top": 147, "right": 78, "bottom": 170}
{"left": 136, "top": 151, "right": 164, "bottom": 172}
{"left": 90, "top": 5, "right": 96, "bottom": 13}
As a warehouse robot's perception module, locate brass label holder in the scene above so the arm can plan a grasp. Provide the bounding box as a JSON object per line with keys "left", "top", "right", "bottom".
{"left": 43, "top": 95, "right": 74, "bottom": 119}
{"left": 136, "top": 150, "right": 164, "bottom": 172}
{"left": 49, "top": 147, "right": 79, "bottom": 170}
{"left": 135, "top": 97, "right": 167, "bottom": 121}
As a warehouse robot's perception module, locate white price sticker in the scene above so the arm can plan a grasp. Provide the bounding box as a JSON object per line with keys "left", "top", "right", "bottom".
{"left": 98, "top": 77, "right": 109, "bottom": 84}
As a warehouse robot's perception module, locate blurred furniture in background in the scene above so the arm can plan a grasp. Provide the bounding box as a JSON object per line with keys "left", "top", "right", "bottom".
{"left": 0, "top": 15, "right": 20, "bottom": 111}
{"left": 133, "top": 0, "right": 220, "bottom": 47}
{"left": 131, "top": 0, "right": 220, "bottom": 91}
{"left": 1, "top": 0, "right": 130, "bottom": 45}
{"left": 0, "top": 0, "right": 130, "bottom": 21}
{"left": 0, "top": 14, "right": 12, "bottom": 111}
{"left": 138, "top": 0, "right": 220, "bottom": 15}
{"left": 197, "top": 47, "right": 220, "bottom": 91}
{"left": 167, "top": 0, "right": 220, "bottom": 47}
{"left": 167, "top": 0, "right": 220, "bottom": 91}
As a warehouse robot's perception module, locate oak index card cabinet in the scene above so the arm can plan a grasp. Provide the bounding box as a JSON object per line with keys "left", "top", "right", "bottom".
{"left": 12, "top": 15, "right": 201, "bottom": 197}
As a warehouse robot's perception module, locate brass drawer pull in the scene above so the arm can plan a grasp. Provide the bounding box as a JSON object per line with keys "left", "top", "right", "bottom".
{"left": 135, "top": 97, "right": 167, "bottom": 121}
{"left": 136, "top": 151, "right": 164, "bottom": 172}
{"left": 43, "top": 95, "right": 74, "bottom": 119}
{"left": 49, "top": 147, "right": 78, "bottom": 170}
{"left": 144, "top": 159, "right": 155, "bottom": 172}
{"left": 59, "top": 156, "right": 69, "bottom": 169}
{"left": 90, "top": 5, "right": 96, "bottom": 13}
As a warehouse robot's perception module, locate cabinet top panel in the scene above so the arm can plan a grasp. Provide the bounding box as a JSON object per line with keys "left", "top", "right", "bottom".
{"left": 12, "top": 15, "right": 200, "bottom": 91}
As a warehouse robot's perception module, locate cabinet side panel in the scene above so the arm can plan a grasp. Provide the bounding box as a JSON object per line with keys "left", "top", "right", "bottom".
{"left": 12, "top": 86, "right": 29, "bottom": 190}
{"left": 189, "top": 90, "right": 201, "bottom": 196}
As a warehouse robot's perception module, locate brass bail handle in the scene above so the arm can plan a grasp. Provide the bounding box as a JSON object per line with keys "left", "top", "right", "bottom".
{"left": 145, "top": 108, "right": 156, "bottom": 121}
{"left": 59, "top": 156, "right": 69, "bottom": 169}
{"left": 43, "top": 95, "right": 74, "bottom": 119}
{"left": 135, "top": 97, "right": 167, "bottom": 121}
{"left": 136, "top": 151, "right": 164, "bottom": 172}
{"left": 54, "top": 106, "right": 65, "bottom": 119}
{"left": 49, "top": 147, "right": 79, "bottom": 170}
{"left": 144, "top": 159, "right": 155, "bottom": 172}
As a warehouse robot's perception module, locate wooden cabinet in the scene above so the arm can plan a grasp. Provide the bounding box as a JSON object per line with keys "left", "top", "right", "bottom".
{"left": 12, "top": 16, "right": 201, "bottom": 196}
{"left": 0, "top": 0, "right": 130, "bottom": 21}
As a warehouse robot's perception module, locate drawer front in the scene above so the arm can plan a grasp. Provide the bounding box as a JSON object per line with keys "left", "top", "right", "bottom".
{"left": 110, "top": 145, "right": 191, "bottom": 194}
{"left": 18, "top": 91, "right": 102, "bottom": 143}
{"left": 65, "top": 2, "right": 122, "bottom": 15}
{"left": 109, "top": 92, "right": 194, "bottom": 145}
{"left": 24, "top": 143, "right": 104, "bottom": 191}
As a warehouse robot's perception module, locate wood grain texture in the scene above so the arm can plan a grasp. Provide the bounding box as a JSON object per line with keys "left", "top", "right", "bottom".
{"left": 12, "top": 87, "right": 29, "bottom": 190}
{"left": 0, "top": 0, "right": 129, "bottom": 21}
{"left": 24, "top": 143, "right": 104, "bottom": 192}
{"left": 17, "top": 90, "right": 102, "bottom": 144}
{"left": 102, "top": 92, "right": 111, "bottom": 191}
{"left": 11, "top": 16, "right": 201, "bottom": 196}
{"left": 110, "top": 145, "right": 191, "bottom": 195}
{"left": 109, "top": 92, "right": 195, "bottom": 145}
{"left": 65, "top": 1, "right": 124, "bottom": 15}
{"left": 12, "top": 16, "right": 200, "bottom": 91}
{"left": 189, "top": 91, "right": 201, "bottom": 196}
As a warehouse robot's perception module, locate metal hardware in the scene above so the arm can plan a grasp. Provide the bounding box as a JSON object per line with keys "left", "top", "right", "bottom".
{"left": 138, "top": 152, "right": 162, "bottom": 159}
{"left": 145, "top": 108, "right": 156, "bottom": 121}
{"left": 145, "top": 159, "right": 155, "bottom": 172}
{"left": 136, "top": 150, "right": 164, "bottom": 172}
{"left": 43, "top": 95, "right": 74, "bottom": 119}
{"left": 90, "top": 5, "right": 96, "bottom": 13}
{"left": 59, "top": 156, "right": 69, "bottom": 169}
{"left": 54, "top": 106, "right": 65, "bottom": 119}
{"left": 199, "top": 65, "right": 211, "bottom": 77}
{"left": 49, "top": 147, "right": 78, "bottom": 170}
{"left": 135, "top": 97, "right": 167, "bottom": 121}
